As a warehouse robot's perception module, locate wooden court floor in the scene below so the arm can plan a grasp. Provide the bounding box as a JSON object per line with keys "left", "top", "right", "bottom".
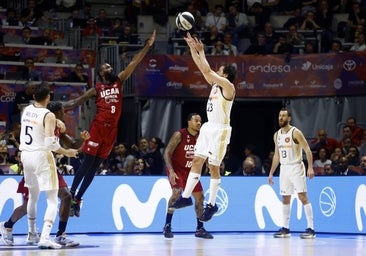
{"left": 0, "top": 232, "right": 365, "bottom": 256}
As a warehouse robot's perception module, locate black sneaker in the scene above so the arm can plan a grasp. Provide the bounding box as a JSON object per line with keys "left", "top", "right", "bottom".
{"left": 71, "top": 199, "right": 81, "bottom": 217}
{"left": 163, "top": 224, "right": 174, "bottom": 238}
{"left": 273, "top": 227, "right": 290, "bottom": 238}
{"left": 195, "top": 227, "right": 213, "bottom": 239}
{"left": 169, "top": 196, "right": 193, "bottom": 210}
{"left": 300, "top": 228, "right": 316, "bottom": 239}
{"left": 199, "top": 203, "right": 218, "bottom": 222}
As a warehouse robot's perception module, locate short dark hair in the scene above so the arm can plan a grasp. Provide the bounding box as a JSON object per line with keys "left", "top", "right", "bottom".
{"left": 280, "top": 108, "right": 291, "bottom": 117}
{"left": 47, "top": 101, "right": 63, "bottom": 113}
{"left": 187, "top": 112, "right": 200, "bottom": 122}
{"left": 223, "top": 64, "right": 236, "bottom": 83}
{"left": 33, "top": 82, "right": 50, "bottom": 102}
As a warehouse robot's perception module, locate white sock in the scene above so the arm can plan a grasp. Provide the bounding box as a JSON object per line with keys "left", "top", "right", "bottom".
{"left": 182, "top": 172, "right": 201, "bottom": 198}
{"left": 28, "top": 218, "right": 37, "bottom": 234}
{"left": 304, "top": 203, "right": 314, "bottom": 229}
{"left": 207, "top": 179, "right": 221, "bottom": 205}
{"left": 40, "top": 221, "right": 53, "bottom": 240}
{"left": 283, "top": 204, "right": 291, "bottom": 229}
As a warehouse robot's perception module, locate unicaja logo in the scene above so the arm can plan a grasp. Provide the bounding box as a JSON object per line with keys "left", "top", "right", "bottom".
{"left": 319, "top": 186, "right": 336, "bottom": 217}
{"left": 203, "top": 187, "right": 229, "bottom": 217}
{"left": 302, "top": 61, "right": 312, "bottom": 71}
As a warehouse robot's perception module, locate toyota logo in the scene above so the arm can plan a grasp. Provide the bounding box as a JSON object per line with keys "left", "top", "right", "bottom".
{"left": 343, "top": 59, "right": 356, "bottom": 71}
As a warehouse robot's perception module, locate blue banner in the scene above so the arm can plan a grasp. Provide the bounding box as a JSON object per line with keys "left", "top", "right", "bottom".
{"left": 0, "top": 176, "right": 365, "bottom": 234}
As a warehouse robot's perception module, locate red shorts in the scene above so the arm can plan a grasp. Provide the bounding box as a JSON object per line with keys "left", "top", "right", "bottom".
{"left": 83, "top": 121, "right": 117, "bottom": 159}
{"left": 165, "top": 167, "right": 203, "bottom": 193}
{"left": 18, "top": 172, "right": 68, "bottom": 200}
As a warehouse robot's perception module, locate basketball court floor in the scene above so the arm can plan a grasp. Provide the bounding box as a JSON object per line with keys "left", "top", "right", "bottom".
{"left": 0, "top": 232, "right": 365, "bottom": 256}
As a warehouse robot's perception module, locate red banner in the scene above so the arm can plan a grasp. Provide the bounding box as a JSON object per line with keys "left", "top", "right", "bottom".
{"left": 135, "top": 52, "right": 366, "bottom": 98}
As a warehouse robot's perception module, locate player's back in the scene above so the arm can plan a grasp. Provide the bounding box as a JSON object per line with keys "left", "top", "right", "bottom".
{"left": 19, "top": 104, "right": 50, "bottom": 152}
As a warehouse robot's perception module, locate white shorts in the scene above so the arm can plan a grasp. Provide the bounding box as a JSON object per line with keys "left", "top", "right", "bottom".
{"left": 194, "top": 122, "right": 232, "bottom": 166}
{"left": 279, "top": 162, "right": 307, "bottom": 195}
{"left": 22, "top": 150, "right": 59, "bottom": 191}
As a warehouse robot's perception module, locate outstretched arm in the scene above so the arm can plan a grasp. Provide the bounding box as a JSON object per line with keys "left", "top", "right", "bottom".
{"left": 118, "top": 30, "right": 156, "bottom": 81}
{"left": 184, "top": 32, "right": 235, "bottom": 100}
{"left": 62, "top": 87, "right": 97, "bottom": 111}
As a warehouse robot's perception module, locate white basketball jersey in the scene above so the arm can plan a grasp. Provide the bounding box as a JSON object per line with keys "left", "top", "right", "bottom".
{"left": 206, "top": 84, "right": 233, "bottom": 124}
{"left": 277, "top": 126, "right": 303, "bottom": 165}
{"left": 20, "top": 104, "right": 52, "bottom": 152}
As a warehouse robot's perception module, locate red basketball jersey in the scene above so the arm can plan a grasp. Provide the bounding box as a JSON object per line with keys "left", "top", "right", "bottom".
{"left": 171, "top": 128, "right": 198, "bottom": 173}
{"left": 94, "top": 79, "right": 123, "bottom": 126}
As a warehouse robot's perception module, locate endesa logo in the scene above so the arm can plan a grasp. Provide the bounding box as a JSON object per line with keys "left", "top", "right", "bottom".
{"left": 248, "top": 64, "right": 291, "bottom": 73}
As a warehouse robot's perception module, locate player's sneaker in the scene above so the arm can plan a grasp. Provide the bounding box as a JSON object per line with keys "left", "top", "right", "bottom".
{"left": 38, "top": 237, "right": 62, "bottom": 249}
{"left": 300, "top": 228, "right": 316, "bottom": 239}
{"left": 199, "top": 203, "right": 218, "bottom": 222}
{"left": 0, "top": 221, "right": 14, "bottom": 245}
{"left": 273, "top": 227, "right": 290, "bottom": 238}
{"left": 169, "top": 196, "right": 193, "bottom": 210}
{"left": 195, "top": 227, "right": 213, "bottom": 239}
{"left": 71, "top": 198, "right": 82, "bottom": 217}
{"left": 26, "top": 231, "right": 40, "bottom": 245}
{"left": 55, "top": 232, "right": 80, "bottom": 247}
{"left": 163, "top": 224, "right": 174, "bottom": 238}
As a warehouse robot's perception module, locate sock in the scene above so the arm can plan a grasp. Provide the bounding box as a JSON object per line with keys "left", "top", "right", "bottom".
{"left": 40, "top": 221, "right": 53, "bottom": 240}
{"left": 207, "top": 178, "right": 221, "bottom": 205}
{"left": 56, "top": 221, "right": 67, "bottom": 237}
{"left": 304, "top": 203, "right": 314, "bottom": 229}
{"left": 196, "top": 218, "right": 203, "bottom": 230}
{"left": 28, "top": 217, "right": 37, "bottom": 234}
{"left": 4, "top": 219, "right": 15, "bottom": 229}
{"left": 165, "top": 213, "right": 173, "bottom": 226}
{"left": 282, "top": 204, "right": 291, "bottom": 229}
{"left": 182, "top": 172, "right": 201, "bottom": 198}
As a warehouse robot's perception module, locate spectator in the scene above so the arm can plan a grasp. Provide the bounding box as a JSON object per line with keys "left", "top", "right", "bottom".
{"left": 330, "top": 146, "right": 344, "bottom": 164}
{"left": 146, "top": 137, "right": 165, "bottom": 175}
{"left": 0, "top": 42, "right": 21, "bottom": 62}
{"left": 315, "top": 0, "right": 335, "bottom": 52}
{"left": 264, "top": 22, "right": 278, "bottom": 53}
{"left": 243, "top": 144, "right": 262, "bottom": 175}
{"left": 211, "top": 40, "right": 226, "bottom": 55}
{"left": 108, "top": 18, "right": 124, "bottom": 38}
{"left": 96, "top": 8, "right": 112, "bottom": 35}
{"left": 335, "top": 156, "right": 360, "bottom": 175}
{"left": 11, "top": 81, "right": 37, "bottom": 124}
{"left": 82, "top": 16, "right": 103, "bottom": 37}
{"left": 286, "top": 24, "right": 305, "bottom": 53}
{"left": 309, "top": 128, "right": 338, "bottom": 159}
{"left": 283, "top": 8, "right": 305, "bottom": 29}
{"left": 21, "top": 27, "right": 33, "bottom": 44}
{"left": 346, "top": 116, "right": 364, "bottom": 146}
{"left": 20, "top": 0, "right": 46, "bottom": 27}
{"left": 29, "top": 28, "right": 54, "bottom": 46}
{"left": 186, "top": 1, "right": 204, "bottom": 31}
{"left": 244, "top": 31, "right": 272, "bottom": 54}
{"left": 222, "top": 145, "right": 241, "bottom": 175}
{"left": 248, "top": 2, "right": 272, "bottom": 33}
{"left": 226, "top": 3, "right": 250, "bottom": 45}
{"left": 273, "top": 34, "right": 293, "bottom": 54}
{"left": 133, "top": 157, "right": 150, "bottom": 175}
{"left": 20, "top": 57, "right": 42, "bottom": 81}
{"left": 205, "top": 4, "right": 227, "bottom": 33}
{"left": 262, "top": 149, "right": 279, "bottom": 176}
{"left": 304, "top": 41, "right": 317, "bottom": 53}
{"left": 117, "top": 24, "right": 138, "bottom": 44}
{"left": 4, "top": 8, "right": 21, "bottom": 26}
{"left": 329, "top": 39, "right": 343, "bottom": 53}
{"left": 346, "top": 145, "right": 360, "bottom": 166}
{"left": 313, "top": 147, "right": 332, "bottom": 175}
{"left": 323, "top": 163, "right": 336, "bottom": 176}
{"left": 107, "top": 142, "right": 135, "bottom": 175}
{"left": 202, "top": 25, "right": 224, "bottom": 53}
{"left": 222, "top": 32, "right": 238, "bottom": 56}
{"left": 346, "top": 2, "right": 366, "bottom": 42}
{"left": 65, "top": 64, "right": 89, "bottom": 85}
{"left": 349, "top": 32, "right": 366, "bottom": 51}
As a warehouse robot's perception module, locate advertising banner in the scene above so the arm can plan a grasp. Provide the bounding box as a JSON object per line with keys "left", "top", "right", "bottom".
{"left": 0, "top": 176, "right": 365, "bottom": 234}
{"left": 135, "top": 52, "right": 366, "bottom": 98}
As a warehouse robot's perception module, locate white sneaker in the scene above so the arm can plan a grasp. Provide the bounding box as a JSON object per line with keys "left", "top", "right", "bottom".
{"left": 26, "top": 231, "right": 40, "bottom": 245}
{"left": 38, "top": 237, "right": 62, "bottom": 249}
{"left": 0, "top": 221, "right": 14, "bottom": 246}
{"left": 55, "top": 232, "right": 80, "bottom": 247}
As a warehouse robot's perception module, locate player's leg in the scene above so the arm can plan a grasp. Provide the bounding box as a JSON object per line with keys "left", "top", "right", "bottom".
{"left": 192, "top": 190, "right": 213, "bottom": 239}
{"left": 55, "top": 186, "right": 79, "bottom": 247}
{"left": 163, "top": 187, "right": 181, "bottom": 238}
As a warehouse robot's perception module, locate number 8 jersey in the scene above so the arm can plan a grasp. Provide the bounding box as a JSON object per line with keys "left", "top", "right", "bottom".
{"left": 94, "top": 80, "right": 123, "bottom": 126}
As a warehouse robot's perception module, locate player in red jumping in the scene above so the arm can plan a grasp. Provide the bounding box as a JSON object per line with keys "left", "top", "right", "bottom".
{"left": 163, "top": 113, "right": 213, "bottom": 239}
{"left": 68, "top": 30, "right": 156, "bottom": 217}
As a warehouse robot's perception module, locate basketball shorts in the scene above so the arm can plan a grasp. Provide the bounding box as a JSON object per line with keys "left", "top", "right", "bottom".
{"left": 22, "top": 150, "right": 59, "bottom": 191}
{"left": 279, "top": 162, "right": 307, "bottom": 195}
{"left": 83, "top": 121, "right": 117, "bottom": 159}
{"left": 194, "top": 122, "right": 232, "bottom": 166}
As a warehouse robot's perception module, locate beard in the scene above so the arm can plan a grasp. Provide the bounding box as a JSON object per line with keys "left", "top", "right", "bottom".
{"left": 279, "top": 119, "right": 288, "bottom": 128}
{"left": 104, "top": 72, "right": 118, "bottom": 84}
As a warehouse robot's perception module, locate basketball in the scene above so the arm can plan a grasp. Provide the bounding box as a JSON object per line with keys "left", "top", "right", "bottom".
{"left": 175, "top": 12, "right": 195, "bottom": 31}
